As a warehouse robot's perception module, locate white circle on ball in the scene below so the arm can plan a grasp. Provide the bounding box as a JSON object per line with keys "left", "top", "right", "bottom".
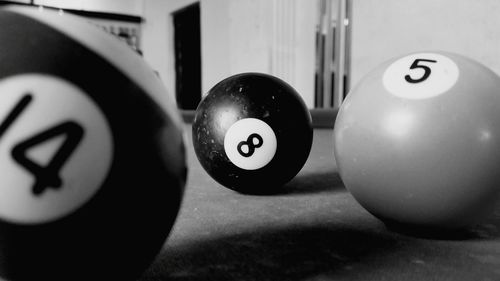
{"left": 224, "top": 118, "right": 277, "bottom": 170}
{"left": 0, "top": 74, "right": 113, "bottom": 224}
{"left": 383, "top": 53, "right": 459, "bottom": 99}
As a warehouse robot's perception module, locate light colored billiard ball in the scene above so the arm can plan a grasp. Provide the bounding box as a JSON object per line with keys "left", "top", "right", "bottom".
{"left": 334, "top": 51, "right": 500, "bottom": 230}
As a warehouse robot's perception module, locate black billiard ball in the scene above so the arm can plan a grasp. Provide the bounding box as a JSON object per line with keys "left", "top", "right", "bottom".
{"left": 0, "top": 6, "right": 186, "bottom": 280}
{"left": 192, "top": 72, "right": 313, "bottom": 194}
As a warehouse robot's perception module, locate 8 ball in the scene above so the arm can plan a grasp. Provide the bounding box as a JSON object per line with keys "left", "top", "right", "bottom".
{"left": 192, "top": 73, "right": 313, "bottom": 194}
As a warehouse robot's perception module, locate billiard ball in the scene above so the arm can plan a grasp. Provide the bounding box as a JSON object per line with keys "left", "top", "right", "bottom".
{"left": 0, "top": 6, "right": 186, "bottom": 280}
{"left": 334, "top": 51, "right": 500, "bottom": 230}
{"left": 192, "top": 73, "right": 313, "bottom": 194}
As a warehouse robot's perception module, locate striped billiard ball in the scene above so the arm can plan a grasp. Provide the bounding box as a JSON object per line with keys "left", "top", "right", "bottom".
{"left": 0, "top": 6, "right": 186, "bottom": 280}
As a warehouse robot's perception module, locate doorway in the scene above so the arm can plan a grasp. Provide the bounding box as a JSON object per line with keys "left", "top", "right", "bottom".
{"left": 172, "top": 2, "right": 201, "bottom": 110}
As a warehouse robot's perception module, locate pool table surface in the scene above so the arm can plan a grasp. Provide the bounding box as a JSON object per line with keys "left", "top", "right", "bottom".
{"left": 139, "top": 124, "right": 500, "bottom": 281}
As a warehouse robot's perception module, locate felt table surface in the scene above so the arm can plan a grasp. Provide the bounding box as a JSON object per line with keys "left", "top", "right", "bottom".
{"left": 139, "top": 125, "right": 500, "bottom": 281}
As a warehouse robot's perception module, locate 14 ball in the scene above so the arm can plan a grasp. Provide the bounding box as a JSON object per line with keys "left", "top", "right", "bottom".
{"left": 0, "top": 6, "right": 186, "bottom": 280}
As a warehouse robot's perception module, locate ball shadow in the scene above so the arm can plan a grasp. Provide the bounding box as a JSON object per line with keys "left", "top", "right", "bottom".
{"left": 382, "top": 206, "right": 500, "bottom": 241}
{"left": 283, "top": 171, "right": 345, "bottom": 195}
{"left": 384, "top": 222, "right": 480, "bottom": 241}
{"left": 386, "top": 216, "right": 500, "bottom": 241}
{"left": 140, "top": 224, "right": 398, "bottom": 281}
{"left": 229, "top": 170, "right": 345, "bottom": 196}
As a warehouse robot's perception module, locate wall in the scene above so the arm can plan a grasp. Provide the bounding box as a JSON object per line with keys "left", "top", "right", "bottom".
{"left": 26, "top": 0, "right": 319, "bottom": 108}
{"left": 350, "top": 0, "right": 500, "bottom": 87}
{"left": 13, "top": 0, "right": 500, "bottom": 108}
{"left": 36, "top": 0, "right": 143, "bottom": 15}
{"left": 201, "top": 0, "right": 317, "bottom": 107}
{"left": 201, "top": 0, "right": 270, "bottom": 93}
{"left": 142, "top": 0, "right": 317, "bottom": 108}
{"left": 31, "top": 0, "right": 197, "bottom": 106}
{"left": 200, "top": 0, "right": 230, "bottom": 93}
{"left": 141, "top": 0, "right": 198, "bottom": 104}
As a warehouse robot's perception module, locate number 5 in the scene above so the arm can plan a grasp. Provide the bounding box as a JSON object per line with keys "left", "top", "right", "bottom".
{"left": 405, "top": 59, "right": 437, "bottom": 84}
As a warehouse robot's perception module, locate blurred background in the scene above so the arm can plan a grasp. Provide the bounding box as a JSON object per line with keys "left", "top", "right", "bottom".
{"left": 1, "top": 0, "right": 500, "bottom": 112}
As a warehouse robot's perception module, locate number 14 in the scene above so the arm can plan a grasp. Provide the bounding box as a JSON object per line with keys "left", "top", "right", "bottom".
{"left": 0, "top": 94, "right": 84, "bottom": 196}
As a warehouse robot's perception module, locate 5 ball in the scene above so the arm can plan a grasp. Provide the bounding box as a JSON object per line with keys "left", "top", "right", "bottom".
{"left": 334, "top": 51, "right": 500, "bottom": 230}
